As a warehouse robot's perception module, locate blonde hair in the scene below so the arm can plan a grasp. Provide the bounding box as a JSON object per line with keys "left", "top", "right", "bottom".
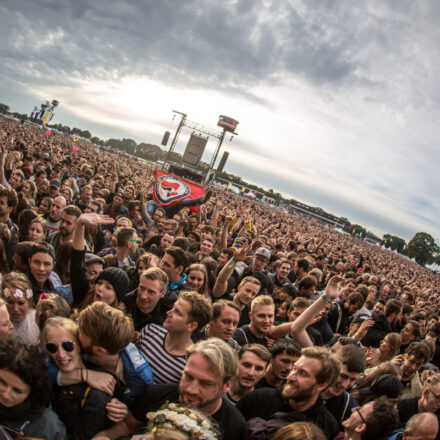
{"left": 186, "top": 338, "right": 238, "bottom": 383}
{"left": 1, "top": 272, "right": 33, "bottom": 307}
{"left": 141, "top": 267, "right": 168, "bottom": 292}
{"left": 35, "top": 293, "right": 71, "bottom": 332}
{"left": 239, "top": 276, "right": 261, "bottom": 289}
{"left": 29, "top": 216, "right": 48, "bottom": 235}
{"left": 421, "top": 371, "right": 440, "bottom": 390}
{"left": 250, "top": 295, "right": 274, "bottom": 314}
{"left": 383, "top": 332, "right": 402, "bottom": 360}
{"left": 41, "top": 317, "right": 79, "bottom": 345}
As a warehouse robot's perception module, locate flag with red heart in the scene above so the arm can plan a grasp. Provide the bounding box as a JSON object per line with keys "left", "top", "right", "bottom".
{"left": 153, "top": 170, "right": 205, "bottom": 207}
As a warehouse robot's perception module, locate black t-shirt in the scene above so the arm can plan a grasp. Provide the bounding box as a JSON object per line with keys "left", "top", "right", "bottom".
{"left": 123, "top": 289, "right": 166, "bottom": 331}
{"left": 131, "top": 383, "right": 244, "bottom": 440}
{"left": 397, "top": 397, "right": 419, "bottom": 426}
{"left": 237, "top": 304, "right": 251, "bottom": 328}
{"left": 255, "top": 375, "right": 280, "bottom": 389}
{"left": 233, "top": 325, "right": 268, "bottom": 347}
{"left": 237, "top": 387, "right": 339, "bottom": 440}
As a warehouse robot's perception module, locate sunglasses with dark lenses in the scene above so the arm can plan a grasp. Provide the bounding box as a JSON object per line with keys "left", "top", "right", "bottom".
{"left": 45, "top": 341, "right": 75, "bottom": 354}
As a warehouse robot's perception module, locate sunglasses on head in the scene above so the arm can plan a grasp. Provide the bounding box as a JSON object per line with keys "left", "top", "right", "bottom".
{"left": 45, "top": 341, "right": 75, "bottom": 354}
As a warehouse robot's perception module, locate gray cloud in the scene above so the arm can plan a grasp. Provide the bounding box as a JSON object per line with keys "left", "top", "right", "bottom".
{"left": 3, "top": 0, "right": 434, "bottom": 95}
{"left": 1, "top": 0, "right": 440, "bottom": 240}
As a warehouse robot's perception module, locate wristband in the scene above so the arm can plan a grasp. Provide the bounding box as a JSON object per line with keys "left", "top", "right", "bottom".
{"left": 227, "top": 258, "right": 236, "bottom": 268}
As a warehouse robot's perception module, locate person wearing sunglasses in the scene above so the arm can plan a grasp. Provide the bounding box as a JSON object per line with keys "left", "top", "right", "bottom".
{"left": 41, "top": 316, "right": 113, "bottom": 439}
{"left": 0, "top": 338, "right": 66, "bottom": 439}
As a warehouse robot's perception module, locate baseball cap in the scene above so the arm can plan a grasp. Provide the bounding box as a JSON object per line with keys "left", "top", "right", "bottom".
{"left": 50, "top": 179, "right": 60, "bottom": 189}
{"left": 255, "top": 247, "right": 271, "bottom": 260}
{"left": 84, "top": 253, "right": 105, "bottom": 266}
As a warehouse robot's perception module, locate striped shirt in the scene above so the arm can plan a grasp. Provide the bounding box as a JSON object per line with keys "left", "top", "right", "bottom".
{"left": 138, "top": 323, "right": 186, "bottom": 384}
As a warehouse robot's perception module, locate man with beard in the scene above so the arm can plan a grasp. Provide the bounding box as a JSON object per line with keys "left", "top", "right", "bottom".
{"left": 236, "top": 346, "right": 340, "bottom": 440}
{"left": 48, "top": 205, "right": 82, "bottom": 252}
{"left": 93, "top": 338, "right": 245, "bottom": 440}
{"left": 256, "top": 338, "right": 301, "bottom": 388}
{"left": 233, "top": 295, "right": 275, "bottom": 348}
{"left": 227, "top": 344, "right": 271, "bottom": 404}
{"left": 45, "top": 195, "right": 66, "bottom": 238}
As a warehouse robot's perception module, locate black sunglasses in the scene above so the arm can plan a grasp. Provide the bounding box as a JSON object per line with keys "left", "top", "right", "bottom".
{"left": 45, "top": 341, "right": 75, "bottom": 354}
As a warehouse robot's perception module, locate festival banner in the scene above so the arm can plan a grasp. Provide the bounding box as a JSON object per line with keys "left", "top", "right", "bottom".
{"left": 153, "top": 170, "right": 205, "bottom": 207}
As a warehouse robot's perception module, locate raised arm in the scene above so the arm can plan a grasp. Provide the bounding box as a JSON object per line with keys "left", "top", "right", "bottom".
{"left": 212, "top": 243, "right": 250, "bottom": 298}
{"left": 0, "top": 142, "right": 7, "bottom": 185}
{"left": 73, "top": 213, "right": 115, "bottom": 251}
{"left": 290, "top": 275, "right": 343, "bottom": 347}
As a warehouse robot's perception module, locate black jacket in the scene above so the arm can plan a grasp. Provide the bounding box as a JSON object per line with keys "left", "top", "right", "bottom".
{"left": 361, "top": 313, "right": 394, "bottom": 348}
{"left": 52, "top": 382, "right": 112, "bottom": 440}
{"left": 327, "top": 299, "right": 352, "bottom": 335}
{"left": 123, "top": 287, "right": 167, "bottom": 331}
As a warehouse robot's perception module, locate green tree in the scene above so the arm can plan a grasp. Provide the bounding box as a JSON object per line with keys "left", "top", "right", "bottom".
{"left": 382, "top": 234, "right": 406, "bottom": 253}
{"left": 407, "top": 232, "right": 440, "bottom": 266}
{"left": 351, "top": 224, "right": 367, "bottom": 238}
{"left": 0, "top": 103, "right": 10, "bottom": 114}
{"left": 137, "top": 143, "right": 163, "bottom": 162}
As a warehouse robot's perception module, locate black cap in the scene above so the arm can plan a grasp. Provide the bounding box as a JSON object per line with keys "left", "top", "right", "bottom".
{"left": 95, "top": 267, "right": 129, "bottom": 301}
{"left": 358, "top": 374, "right": 402, "bottom": 399}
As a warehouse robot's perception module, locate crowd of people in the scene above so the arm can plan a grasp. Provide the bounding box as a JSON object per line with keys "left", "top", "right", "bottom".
{"left": 0, "top": 116, "right": 440, "bottom": 439}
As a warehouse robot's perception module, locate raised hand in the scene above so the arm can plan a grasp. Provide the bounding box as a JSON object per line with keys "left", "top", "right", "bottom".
{"left": 233, "top": 243, "right": 251, "bottom": 262}
{"left": 323, "top": 275, "right": 344, "bottom": 300}
{"left": 79, "top": 213, "right": 115, "bottom": 227}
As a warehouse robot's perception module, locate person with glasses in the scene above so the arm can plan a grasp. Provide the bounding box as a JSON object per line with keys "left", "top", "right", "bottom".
{"left": 397, "top": 372, "right": 440, "bottom": 427}
{"left": 341, "top": 396, "right": 399, "bottom": 440}
{"left": 42, "top": 316, "right": 112, "bottom": 439}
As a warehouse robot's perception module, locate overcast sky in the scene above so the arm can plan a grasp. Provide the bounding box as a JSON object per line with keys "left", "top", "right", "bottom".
{"left": 1, "top": 0, "right": 439, "bottom": 242}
